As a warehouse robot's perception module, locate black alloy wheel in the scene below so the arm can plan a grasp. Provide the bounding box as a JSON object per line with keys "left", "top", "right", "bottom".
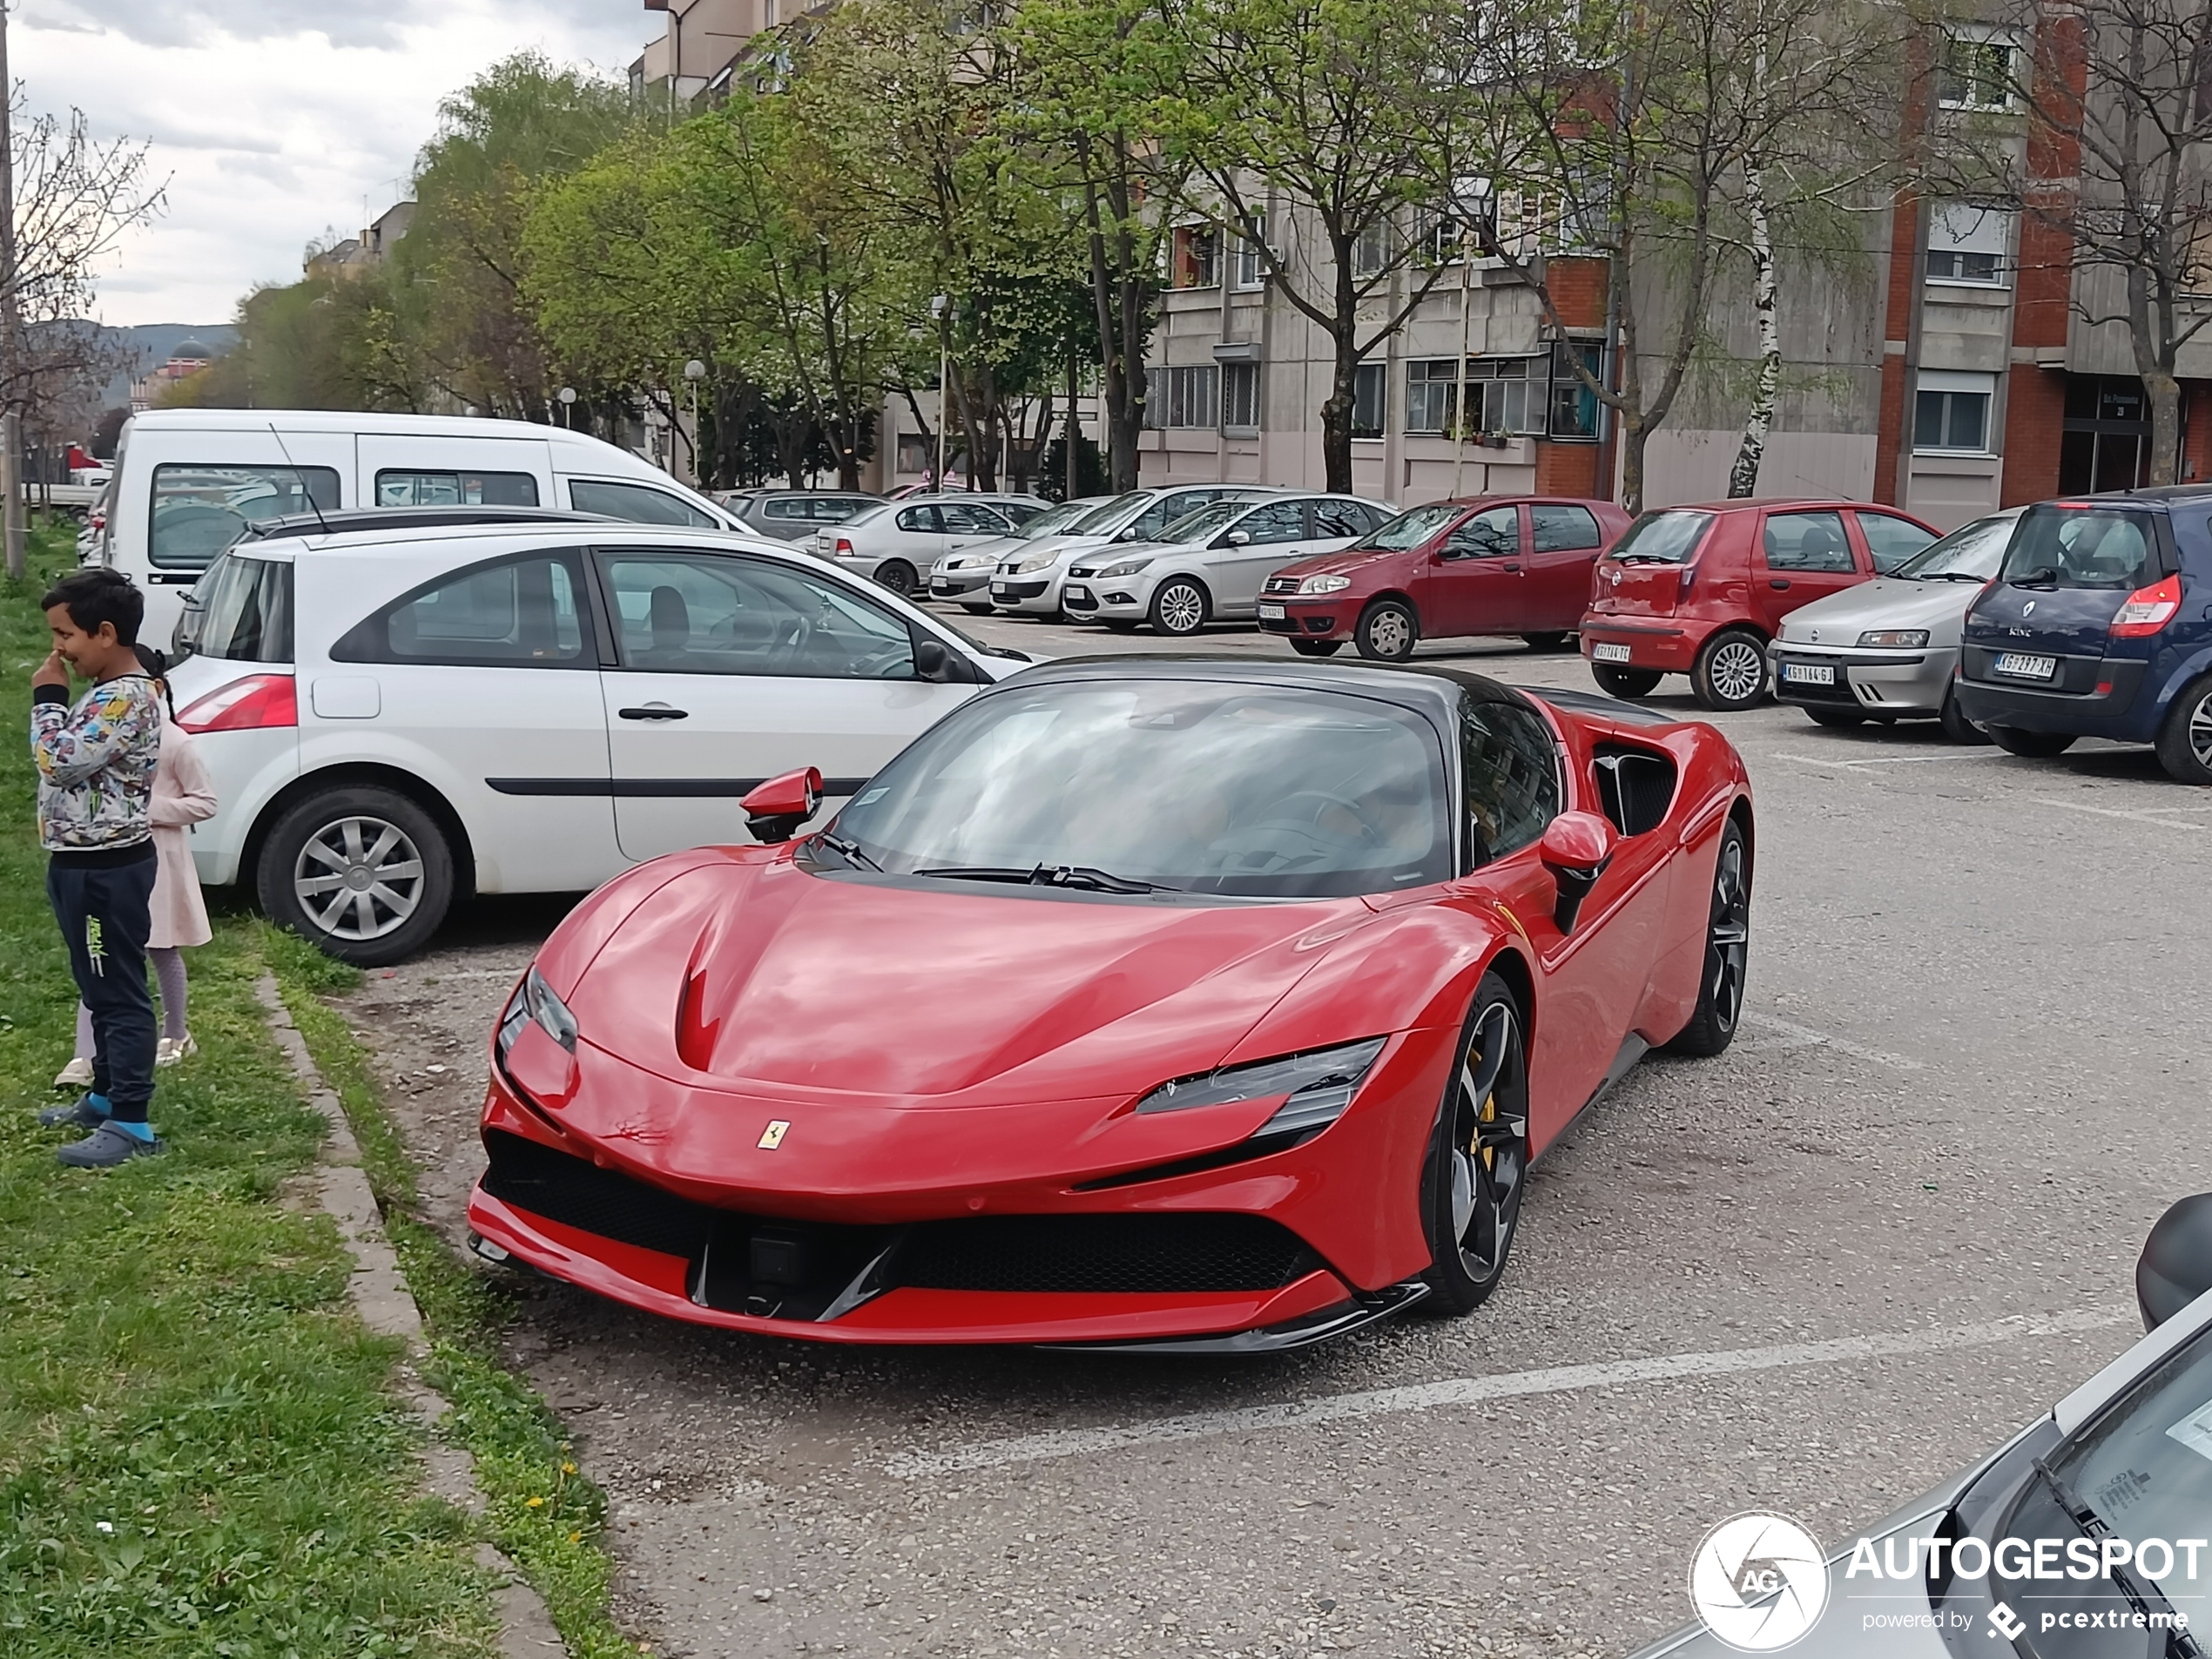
{"left": 1987, "top": 725, "right": 2078, "bottom": 759}
{"left": 1666, "top": 818, "right": 1750, "bottom": 1057}
{"left": 1420, "top": 974, "right": 1530, "bottom": 1315}
{"left": 2155, "top": 675, "right": 2212, "bottom": 784}
{"left": 1289, "top": 637, "right": 1343, "bottom": 658}
{"left": 1593, "top": 664, "right": 1662, "bottom": 699}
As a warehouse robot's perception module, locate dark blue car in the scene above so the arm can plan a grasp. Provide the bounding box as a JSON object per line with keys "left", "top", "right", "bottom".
{"left": 1957, "top": 486, "right": 2212, "bottom": 782}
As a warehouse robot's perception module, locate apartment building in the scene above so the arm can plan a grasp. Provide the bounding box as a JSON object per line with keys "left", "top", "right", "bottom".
{"left": 1141, "top": 23, "right": 2212, "bottom": 526}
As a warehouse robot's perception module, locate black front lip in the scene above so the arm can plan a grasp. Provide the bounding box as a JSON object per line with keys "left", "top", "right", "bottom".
{"left": 1041, "top": 1280, "right": 1430, "bottom": 1354}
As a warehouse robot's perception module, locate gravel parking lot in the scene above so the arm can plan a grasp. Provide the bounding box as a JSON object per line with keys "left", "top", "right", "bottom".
{"left": 336, "top": 616, "right": 2211, "bottom": 1658}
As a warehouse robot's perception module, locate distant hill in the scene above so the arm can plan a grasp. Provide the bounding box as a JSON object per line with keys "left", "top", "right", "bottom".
{"left": 96, "top": 322, "right": 238, "bottom": 407}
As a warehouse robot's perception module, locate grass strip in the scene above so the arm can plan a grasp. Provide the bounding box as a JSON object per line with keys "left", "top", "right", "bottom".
{"left": 0, "top": 522, "right": 498, "bottom": 1656}
{"left": 261, "top": 934, "right": 639, "bottom": 1659}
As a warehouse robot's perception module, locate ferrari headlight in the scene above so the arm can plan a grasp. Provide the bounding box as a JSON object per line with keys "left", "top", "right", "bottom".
{"left": 1097, "top": 556, "right": 1152, "bottom": 578}
{"left": 499, "top": 966, "right": 578, "bottom": 1058}
{"left": 1300, "top": 574, "right": 1352, "bottom": 595}
{"left": 1136, "top": 1038, "right": 1387, "bottom": 1142}
{"left": 1857, "top": 629, "right": 1929, "bottom": 649}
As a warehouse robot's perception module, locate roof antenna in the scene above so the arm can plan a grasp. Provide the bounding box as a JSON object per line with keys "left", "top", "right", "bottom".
{"left": 267, "top": 422, "right": 333, "bottom": 536}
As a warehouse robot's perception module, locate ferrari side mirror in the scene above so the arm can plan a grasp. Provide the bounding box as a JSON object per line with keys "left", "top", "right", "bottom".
{"left": 1539, "top": 811, "right": 1617, "bottom": 934}
{"left": 741, "top": 766, "right": 824, "bottom": 844}
{"left": 2137, "top": 1192, "right": 2212, "bottom": 1330}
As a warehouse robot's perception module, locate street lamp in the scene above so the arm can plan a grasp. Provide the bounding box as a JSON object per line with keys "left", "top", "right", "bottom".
{"left": 682, "top": 359, "right": 707, "bottom": 485}
{"left": 929, "top": 293, "right": 950, "bottom": 489}
{"left": 557, "top": 386, "right": 577, "bottom": 430}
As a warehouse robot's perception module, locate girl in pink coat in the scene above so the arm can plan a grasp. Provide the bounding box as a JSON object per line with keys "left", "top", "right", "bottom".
{"left": 55, "top": 648, "right": 215, "bottom": 1083}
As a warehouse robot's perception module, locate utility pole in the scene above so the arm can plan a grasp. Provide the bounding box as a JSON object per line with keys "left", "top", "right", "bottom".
{"left": 0, "top": 1, "right": 23, "bottom": 581}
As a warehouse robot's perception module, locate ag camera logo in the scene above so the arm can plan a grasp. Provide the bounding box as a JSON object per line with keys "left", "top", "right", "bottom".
{"left": 1689, "top": 1512, "right": 1831, "bottom": 1651}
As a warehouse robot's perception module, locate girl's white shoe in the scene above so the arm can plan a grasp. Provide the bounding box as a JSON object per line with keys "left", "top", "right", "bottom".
{"left": 53, "top": 1056, "right": 93, "bottom": 1089}
{"left": 156, "top": 1034, "right": 199, "bottom": 1067}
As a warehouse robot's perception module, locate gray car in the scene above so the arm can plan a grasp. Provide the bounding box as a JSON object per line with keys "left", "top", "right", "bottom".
{"left": 1635, "top": 1198, "right": 2212, "bottom": 1658}
{"left": 1768, "top": 509, "right": 2021, "bottom": 740}
{"left": 718, "top": 489, "right": 881, "bottom": 542}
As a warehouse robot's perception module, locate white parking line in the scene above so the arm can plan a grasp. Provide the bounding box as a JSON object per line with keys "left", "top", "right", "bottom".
{"left": 2033, "top": 798, "right": 2212, "bottom": 832}
{"left": 1737, "top": 1010, "right": 1924, "bottom": 1071}
{"left": 882, "top": 1306, "right": 2132, "bottom": 1480}
{"left": 1776, "top": 752, "right": 2005, "bottom": 771}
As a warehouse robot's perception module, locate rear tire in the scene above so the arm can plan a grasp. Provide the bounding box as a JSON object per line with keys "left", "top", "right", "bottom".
{"left": 1419, "top": 973, "right": 1530, "bottom": 1316}
{"left": 1665, "top": 819, "right": 1751, "bottom": 1057}
{"left": 257, "top": 786, "right": 455, "bottom": 968}
{"left": 1354, "top": 598, "right": 1420, "bottom": 662}
{"left": 1289, "top": 637, "right": 1344, "bottom": 658}
{"left": 1805, "top": 708, "right": 1864, "bottom": 728}
{"left": 1939, "top": 684, "right": 1989, "bottom": 745}
{"left": 1691, "top": 629, "right": 1770, "bottom": 711}
{"left": 1149, "top": 577, "right": 1210, "bottom": 637}
{"left": 875, "top": 560, "right": 919, "bottom": 597}
{"left": 1521, "top": 631, "right": 1575, "bottom": 652}
{"left": 1593, "top": 664, "right": 1662, "bottom": 698}
{"left": 2155, "top": 674, "right": 2212, "bottom": 784}
{"left": 1987, "top": 725, "right": 2077, "bottom": 758}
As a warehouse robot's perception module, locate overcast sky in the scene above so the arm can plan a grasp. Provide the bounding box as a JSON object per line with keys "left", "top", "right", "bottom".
{"left": 10, "top": 1, "right": 645, "bottom": 327}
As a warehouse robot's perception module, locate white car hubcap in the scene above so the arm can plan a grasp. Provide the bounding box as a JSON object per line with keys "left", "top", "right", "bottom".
{"left": 295, "top": 815, "right": 424, "bottom": 941}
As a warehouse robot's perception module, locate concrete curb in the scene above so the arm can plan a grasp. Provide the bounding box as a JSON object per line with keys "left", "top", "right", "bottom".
{"left": 255, "top": 974, "right": 569, "bottom": 1659}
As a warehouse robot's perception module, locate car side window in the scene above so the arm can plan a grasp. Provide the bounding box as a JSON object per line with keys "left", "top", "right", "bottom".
{"left": 1312, "top": 499, "right": 1373, "bottom": 538}
{"left": 1763, "top": 510, "right": 1855, "bottom": 573}
{"left": 763, "top": 498, "right": 809, "bottom": 520}
{"left": 1530, "top": 504, "right": 1602, "bottom": 552}
{"left": 334, "top": 552, "right": 590, "bottom": 667}
{"left": 997, "top": 501, "right": 1048, "bottom": 526}
{"left": 150, "top": 462, "right": 342, "bottom": 571}
{"left": 941, "top": 503, "right": 1007, "bottom": 535}
{"left": 1461, "top": 695, "right": 1561, "bottom": 867}
{"left": 1234, "top": 501, "right": 1306, "bottom": 543}
{"left": 1128, "top": 491, "right": 1223, "bottom": 542}
{"left": 599, "top": 552, "right": 917, "bottom": 680}
{"left": 569, "top": 479, "right": 718, "bottom": 528}
{"left": 1444, "top": 506, "right": 1522, "bottom": 560}
{"left": 1854, "top": 511, "right": 1939, "bottom": 573}
{"left": 377, "top": 469, "right": 539, "bottom": 508}
{"left": 895, "top": 505, "right": 941, "bottom": 534}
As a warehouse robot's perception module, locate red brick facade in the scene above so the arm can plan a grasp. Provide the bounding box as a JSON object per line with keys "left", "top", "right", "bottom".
{"left": 1534, "top": 440, "right": 1602, "bottom": 497}
{"left": 2000, "top": 367, "right": 2067, "bottom": 506}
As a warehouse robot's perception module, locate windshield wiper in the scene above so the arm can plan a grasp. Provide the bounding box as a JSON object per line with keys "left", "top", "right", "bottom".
{"left": 1924, "top": 570, "right": 1990, "bottom": 581}
{"left": 2027, "top": 1458, "right": 2205, "bottom": 1657}
{"left": 2011, "top": 565, "right": 2061, "bottom": 589}
{"left": 813, "top": 832, "right": 880, "bottom": 871}
{"left": 913, "top": 863, "right": 1181, "bottom": 894}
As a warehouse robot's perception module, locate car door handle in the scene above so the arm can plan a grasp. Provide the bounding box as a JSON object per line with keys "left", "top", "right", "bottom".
{"left": 1770, "top": 579, "right": 1791, "bottom": 590}
{"left": 618, "top": 705, "right": 689, "bottom": 721}
{"left": 1503, "top": 562, "right": 1522, "bottom": 573}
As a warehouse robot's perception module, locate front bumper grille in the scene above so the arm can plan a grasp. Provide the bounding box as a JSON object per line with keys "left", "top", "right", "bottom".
{"left": 480, "top": 1130, "right": 1319, "bottom": 1318}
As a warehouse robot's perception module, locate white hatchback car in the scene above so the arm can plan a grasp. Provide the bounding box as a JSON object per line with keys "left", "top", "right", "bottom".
{"left": 165, "top": 523, "right": 1031, "bottom": 963}
{"left": 809, "top": 494, "right": 1049, "bottom": 597}
{"left": 1060, "top": 493, "right": 1393, "bottom": 636}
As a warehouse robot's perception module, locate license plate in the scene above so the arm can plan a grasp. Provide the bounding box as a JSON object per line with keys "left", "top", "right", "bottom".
{"left": 1063, "top": 585, "right": 1091, "bottom": 603}
{"left": 1993, "top": 651, "right": 2058, "bottom": 680}
{"left": 1258, "top": 604, "right": 1285, "bottom": 620}
{"left": 1781, "top": 662, "right": 1836, "bottom": 685}
{"left": 1591, "top": 642, "right": 1632, "bottom": 663}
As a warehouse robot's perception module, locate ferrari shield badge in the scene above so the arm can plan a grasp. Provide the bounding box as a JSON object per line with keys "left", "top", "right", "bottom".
{"left": 758, "top": 1120, "right": 790, "bottom": 1150}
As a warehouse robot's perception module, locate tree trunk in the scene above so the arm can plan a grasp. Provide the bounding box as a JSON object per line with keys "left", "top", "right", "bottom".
{"left": 1727, "top": 163, "right": 1779, "bottom": 499}
{"left": 1321, "top": 334, "right": 1359, "bottom": 495}
{"left": 1065, "top": 352, "right": 1080, "bottom": 499}
{"left": 2145, "top": 369, "right": 2182, "bottom": 486}
{"left": 1619, "top": 415, "right": 1649, "bottom": 518}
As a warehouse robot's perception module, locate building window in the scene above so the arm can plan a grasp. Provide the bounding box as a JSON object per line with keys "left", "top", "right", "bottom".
{"left": 1939, "top": 31, "right": 2019, "bottom": 111}
{"left": 1404, "top": 358, "right": 1546, "bottom": 437}
{"left": 1405, "top": 360, "right": 1461, "bottom": 435}
{"left": 1549, "top": 341, "right": 1604, "bottom": 438}
{"left": 1144, "top": 365, "right": 1219, "bottom": 428}
{"left": 1170, "top": 224, "right": 1218, "bottom": 289}
{"left": 1222, "top": 362, "right": 1261, "bottom": 432}
{"left": 1352, "top": 218, "right": 1393, "bottom": 278}
{"left": 1914, "top": 371, "right": 1996, "bottom": 453}
{"left": 1232, "top": 212, "right": 1266, "bottom": 288}
{"left": 1928, "top": 203, "right": 2013, "bottom": 286}
{"left": 1351, "top": 362, "right": 1385, "bottom": 438}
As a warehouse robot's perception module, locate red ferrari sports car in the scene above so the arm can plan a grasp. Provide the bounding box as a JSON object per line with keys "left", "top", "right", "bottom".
{"left": 467, "top": 659, "right": 1753, "bottom": 1352}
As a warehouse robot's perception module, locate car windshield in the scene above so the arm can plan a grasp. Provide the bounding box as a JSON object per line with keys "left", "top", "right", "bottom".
{"left": 1995, "top": 1323, "right": 2212, "bottom": 1649}
{"left": 1072, "top": 491, "right": 1151, "bottom": 534}
{"left": 1159, "top": 502, "right": 1248, "bottom": 544}
{"left": 1608, "top": 510, "right": 1713, "bottom": 563}
{"left": 829, "top": 680, "right": 1453, "bottom": 899}
{"left": 1892, "top": 514, "right": 2019, "bottom": 581}
{"left": 1012, "top": 499, "right": 1101, "bottom": 540}
{"left": 1353, "top": 503, "right": 1466, "bottom": 551}
{"left": 2000, "top": 504, "right": 2163, "bottom": 590}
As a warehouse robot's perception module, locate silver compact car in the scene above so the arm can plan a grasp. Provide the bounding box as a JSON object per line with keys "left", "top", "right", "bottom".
{"left": 928, "top": 496, "right": 1112, "bottom": 611}
{"left": 1769, "top": 509, "right": 2021, "bottom": 740}
{"left": 808, "top": 494, "right": 1049, "bottom": 597}
{"left": 987, "top": 485, "right": 1278, "bottom": 617}
{"left": 1635, "top": 1195, "right": 2212, "bottom": 1659}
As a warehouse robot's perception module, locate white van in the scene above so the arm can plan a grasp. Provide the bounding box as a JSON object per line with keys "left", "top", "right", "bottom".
{"left": 100, "top": 408, "right": 740, "bottom": 650}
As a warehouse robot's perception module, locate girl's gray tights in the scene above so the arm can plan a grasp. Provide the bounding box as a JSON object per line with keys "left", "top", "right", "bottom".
{"left": 75, "top": 946, "right": 188, "bottom": 1055}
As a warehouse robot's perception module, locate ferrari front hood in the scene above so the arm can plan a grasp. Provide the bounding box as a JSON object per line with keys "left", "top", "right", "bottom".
{"left": 563, "top": 856, "right": 1366, "bottom": 1104}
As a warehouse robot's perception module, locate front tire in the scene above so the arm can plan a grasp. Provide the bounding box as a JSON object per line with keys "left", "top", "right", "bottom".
{"left": 1593, "top": 664, "right": 1662, "bottom": 698}
{"left": 2155, "top": 674, "right": 2212, "bottom": 784}
{"left": 1354, "top": 598, "right": 1419, "bottom": 662}
{"left": 1691, "top": 629, "right": 1769, "bottom": 711}
{"left": 1149, "top": 577, "right": 1210, "bottom": 637}
{"left": 1665, "top": 818, "right": 1750, "bottom": 1057}
{"left": 1987, "top": 725, "right": 2078, "bottom": 758}
{"left": 959, "top": 602, "right": 994, "bottom": 617}
{"left": 257, "top": 786, "right": 455, "bottom": 967}
{"left": 1289, "top": 637, "right": 1343, "bottom": 658}
{"left": 1420, "top": 974, "right": 1530, "bottom": 1316}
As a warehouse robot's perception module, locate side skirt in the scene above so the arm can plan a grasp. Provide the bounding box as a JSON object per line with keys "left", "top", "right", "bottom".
{"left": 1534, "top": 1033, "right": 1649, "bottom": 1163}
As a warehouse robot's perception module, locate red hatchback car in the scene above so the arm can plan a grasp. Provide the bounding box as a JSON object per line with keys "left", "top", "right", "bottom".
{"left": 1259, "top": 496, "right": 1634, "bottom": 660}
{"left": 1579, "top": 498, "right": 1941, "bottom": 711}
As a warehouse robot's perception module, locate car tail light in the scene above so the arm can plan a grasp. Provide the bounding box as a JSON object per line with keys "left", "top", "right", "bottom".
{"left": 177, "top": 673, "right": 297, "bottom": 733}
{"left": 833, "top": 536, "right": 855, "bottom": 557}
{"left": 2110, "top": 573, "right": 2181, "bottom": 637}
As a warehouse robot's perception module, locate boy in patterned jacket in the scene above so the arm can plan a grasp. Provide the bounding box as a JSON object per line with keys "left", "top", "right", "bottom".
{"left": 31, "top": 568, "right": 165, "bottom": 1166}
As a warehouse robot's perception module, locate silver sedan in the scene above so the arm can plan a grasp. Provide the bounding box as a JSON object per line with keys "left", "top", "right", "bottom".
{"left": 1768, "top": 509, "right": 2021, "bottom": 740}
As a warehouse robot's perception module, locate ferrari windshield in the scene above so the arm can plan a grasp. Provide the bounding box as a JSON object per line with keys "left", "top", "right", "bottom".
{"left": 830, "top": 680, "right": 1453, "bottom": 898}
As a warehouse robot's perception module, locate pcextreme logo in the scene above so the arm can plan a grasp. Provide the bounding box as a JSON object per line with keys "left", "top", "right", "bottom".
{"left": 1688, "top": 1513, "right": 1831, "bottom": 1652}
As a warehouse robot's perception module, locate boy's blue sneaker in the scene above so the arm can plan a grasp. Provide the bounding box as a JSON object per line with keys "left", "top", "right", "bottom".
{"left": 38, "top": 1092, "right": 108, "bottom": 1130}
{"left": 56, "top": 1121, "right": 162, "bottom": 1168}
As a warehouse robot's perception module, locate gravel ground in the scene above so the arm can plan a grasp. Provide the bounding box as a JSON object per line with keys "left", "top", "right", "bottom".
{"left": 331, "top": 619, "right": 2210, "bottom": 1658}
